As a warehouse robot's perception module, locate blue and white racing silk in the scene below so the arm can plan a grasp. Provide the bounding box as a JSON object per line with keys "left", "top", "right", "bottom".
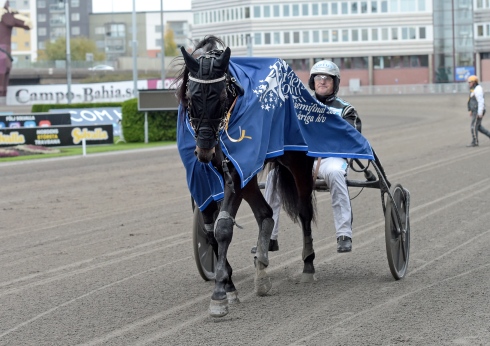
{"left": 177, "top": 57, "right": 374, "bottom": 211}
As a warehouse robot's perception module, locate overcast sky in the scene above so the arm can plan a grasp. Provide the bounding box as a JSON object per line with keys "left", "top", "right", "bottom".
{"left": 92, "top": 0, "right": 191, "bottom": 13}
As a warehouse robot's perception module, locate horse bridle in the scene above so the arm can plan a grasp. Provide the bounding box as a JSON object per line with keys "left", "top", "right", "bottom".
{"left": 186, "top": 50, "right": 238, "bottom": 149}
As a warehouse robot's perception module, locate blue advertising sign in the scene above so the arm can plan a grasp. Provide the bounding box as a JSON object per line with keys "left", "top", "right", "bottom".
{"left": 49, "top": 108, "right": 122, "bottom": 136}
{"left": 455, "top": 66, "right": 475, "bottom": 82}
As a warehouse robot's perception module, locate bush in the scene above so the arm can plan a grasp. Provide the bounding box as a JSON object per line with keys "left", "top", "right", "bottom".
{"left": 120, "top": 98, "right": 177, "bottom": 142}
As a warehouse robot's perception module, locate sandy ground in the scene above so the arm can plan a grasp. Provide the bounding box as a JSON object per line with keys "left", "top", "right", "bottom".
{"left": 1, "top": 94, "right": 490, "bottom": 345}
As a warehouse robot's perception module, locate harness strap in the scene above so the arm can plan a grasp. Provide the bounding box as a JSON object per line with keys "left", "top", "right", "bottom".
{"left": 0, "top": 47, "right": 13, "bottom": 62}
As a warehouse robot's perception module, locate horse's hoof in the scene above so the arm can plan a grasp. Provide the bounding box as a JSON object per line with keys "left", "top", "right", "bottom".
{"left": 255, "top": 274, "right": 272, "bottom": 296}
{"left": 209, "top": 299, "right": 229, "bottom": 317}
{"left": 227, "top": 291, "right": 240, "bottom": 304}
{"left": 300, "top": 273, "right": 317, "bottom": 283}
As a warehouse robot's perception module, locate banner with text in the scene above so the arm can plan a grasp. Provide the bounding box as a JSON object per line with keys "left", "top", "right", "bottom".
{"left": 49, "top": 108, "right": 122, "bottom": 136}
{"left": 0, "top": 125, "right": 113, "bottom": 147}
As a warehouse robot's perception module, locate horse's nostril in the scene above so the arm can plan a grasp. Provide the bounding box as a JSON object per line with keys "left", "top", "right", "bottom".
{"left": 194, "top": 150, "right": 198, "bottom": 157}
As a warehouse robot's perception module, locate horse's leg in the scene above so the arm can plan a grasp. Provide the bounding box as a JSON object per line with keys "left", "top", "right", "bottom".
{"left": 242, "top": 176, "right": 274, "bottom": 296}
{"left": 208, "top": 184, "right": 243, "bottom": 317}
{"left": 201, "top": 202, "right": 240, "bottom": 306}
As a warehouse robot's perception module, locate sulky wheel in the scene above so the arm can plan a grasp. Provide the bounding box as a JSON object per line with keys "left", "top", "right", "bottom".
{"left": 192, "top": 207, "right": 217, "bottom": 281}
{"left": 385, "top": 183, "right": 410, "bottom": 280}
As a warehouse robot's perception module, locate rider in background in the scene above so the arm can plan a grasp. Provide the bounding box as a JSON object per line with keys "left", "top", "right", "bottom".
{"left": 253, "top": 60, "right": 362, "bottom": 254}
{"left": 467, "top": 75, "right": 490, "bottom": 147}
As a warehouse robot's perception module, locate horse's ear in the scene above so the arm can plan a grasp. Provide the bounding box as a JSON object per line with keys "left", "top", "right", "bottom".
{"left": 181, "top": 46, "right": 199, "bottom": 75}
{"left": 216, "top": 47, "right": 231, "bottom": 69}
{"left": 4, "top": 1, "right": 9, "bottom": 9}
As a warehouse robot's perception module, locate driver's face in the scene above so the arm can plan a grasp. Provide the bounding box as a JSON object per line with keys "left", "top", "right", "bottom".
{"left": 314, "top": 74, "right": 334, "bottom": 96}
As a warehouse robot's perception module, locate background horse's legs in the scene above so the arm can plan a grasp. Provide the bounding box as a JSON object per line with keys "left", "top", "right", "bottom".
{"left": 208, "top": 185, "right": 242, "bottom": 317}
{"left": 243, "top": 176, "right": 274, "bottom": 296}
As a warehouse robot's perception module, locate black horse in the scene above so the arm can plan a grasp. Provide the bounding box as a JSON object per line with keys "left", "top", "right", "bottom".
{"left": 176, "top": 36, "right": 317, "bottom": 317}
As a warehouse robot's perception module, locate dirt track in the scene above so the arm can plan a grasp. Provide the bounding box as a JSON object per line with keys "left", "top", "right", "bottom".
{"left": 1, "top": 94, "right": 490, "bottom": 345}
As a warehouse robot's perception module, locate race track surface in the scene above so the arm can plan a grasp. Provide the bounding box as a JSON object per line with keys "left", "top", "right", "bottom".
{"left": 1, "top": 94, "right": 489, "bottom": 345}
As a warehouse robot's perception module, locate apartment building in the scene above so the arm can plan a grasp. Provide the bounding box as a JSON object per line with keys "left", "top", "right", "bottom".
{"left": 36, "top": 0, "right": 92, "bottom": 50}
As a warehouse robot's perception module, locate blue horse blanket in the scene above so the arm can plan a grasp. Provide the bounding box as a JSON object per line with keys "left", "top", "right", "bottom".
{"left": 177, "top": 57, "right": 374, "bottom": 211}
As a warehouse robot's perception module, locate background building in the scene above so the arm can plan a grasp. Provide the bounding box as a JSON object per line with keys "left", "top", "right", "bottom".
{"left": 9, "top": 0, "right": 37, "bottom": 63}
{"left": 190, "top": 0, "right": 490, "bottom": 86}
{"left": 36, "top": 0, "right": 92, "bottom": 50}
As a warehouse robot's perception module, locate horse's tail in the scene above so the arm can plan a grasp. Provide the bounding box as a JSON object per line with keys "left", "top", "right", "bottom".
{"left": 269, "top": 161, "right": 316, "bottom": 225}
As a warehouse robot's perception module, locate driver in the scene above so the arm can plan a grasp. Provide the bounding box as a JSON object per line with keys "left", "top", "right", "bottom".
{"left": 253, "top": 60, "right": 362, "bottom": 253}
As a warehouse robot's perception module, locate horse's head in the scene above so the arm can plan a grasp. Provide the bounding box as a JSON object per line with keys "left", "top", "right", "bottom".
{"left": 180, "top": 45, "right": 231, "bottom": 163}
{"left": 0, "top": 1, "right": 32, "bottom": 30}
{"left": 0, "top": 2, "right": 32, "bottom": 32}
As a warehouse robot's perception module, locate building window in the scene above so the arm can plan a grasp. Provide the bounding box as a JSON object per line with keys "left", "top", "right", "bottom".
{"left": 352, "top": 29, "right": 359, "bottom": 41}
{"left": 331, "top": 3, "right": 338, "bottom": 14}
{"left": 283, "top": 4, "right": 290, "bottom": 16}
{"left": 372, "top": 28, "right": 378, "bottom": 40}
{"left": 293, "top": 31, "right": 300, "bottom": 43}
{"left": 292, "top": 4, "right": 299, "bottom": 16}
{"left": 71, "top": 0, "right": 80, "bottom": 7}
{"left": 38, "top": 14, "right": 46, "bottom": 22}
{"left": 312, "top": 3, "right": 319, "bottom": 15}
{"left": 322, "top": 3, "right": 328, "bottom": 14}
{"left": 284, "top": 32, "right": 290, "bottom": 44}
{"left": 351, "top": 2, "right": 358, "bottom": 14}
{"left": 342, "top": 29, "right": 349, "bottom": 42}
{"left": 302, "top": 3, "right": 309, "bottom": 15}
{"left": 362, "top": 28, "right": 368, "bottom": 41}
{"left": 273, "top": 5, "right": 280, "bottom": 17}
{"left": 322, "top": 30, "right": 329, "bottom": 42}
{"left": 372, "top": 0, "right": 378, "bottom": 13}
{"left": 253, "top": 6, "right": 260, "bottom": 18}
{"left": 72, "top": 27, "right": 80, "bottom": 35}
{"left": 95, "top": 26, "right": 105, "bottom": 35}
{"left": 264, "top": 32, "right": 271, "bottom": 44}
{"left": 273, "top": 32, "right": 280, "bottom": 44}
{"left": 38, "top": 0, "right": 45, "bottom": 8}
{"left": 391, "top": 27, "right": 398, "bottom": 40}
{"left": 381, "top": 0, "right": 388, "bottom": 12}
{"left": 342, "top": 2, "right": 348, "bottom": 14}
{"left": 24, "top": 41, "right": 29, "bottom": 48}
{"left": 419, "top": 27, "right": 426, "bottom": 39}
{"left": 39, "top": 27, "right": 47, "bottom": 36}
{"left": 245, "top": 7, "right": 250, "bottom": 19}
{"left": 39, "top": 41, "right": 45, "bottom": 49}
{"left": 11, "top": 42, "right": 18, "bottom": 50}
{"left": 263, "top": 5, "right": 270, "bottom": 17}
{"left": 254, "top": 32, "right": 261, "bottom": 45}
{"left": 361, "top": 1, "right": 368, "bottom": 13}
{"left": 313, "top": 30, "right": 320, "bottom": 42}
{"left": 332, "top": 30, "right": 339, "bottom": 42}
{"left": 303, "top": 31, "right": 309, "bottom": 43}
{"left": 71, "top": 13, "right": 80, "bottom": 21}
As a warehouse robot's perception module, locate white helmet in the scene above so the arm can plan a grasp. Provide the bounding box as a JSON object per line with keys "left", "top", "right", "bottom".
{"left": 308, "top": 60, "right": 340, "bottom": 98}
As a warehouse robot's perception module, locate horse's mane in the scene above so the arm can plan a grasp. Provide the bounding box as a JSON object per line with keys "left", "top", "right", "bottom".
{"left": 0, "top": 8, "right": 7, "bottom": 22}
{"left": 173, "top": 35, "right": 227, "bottom": 106}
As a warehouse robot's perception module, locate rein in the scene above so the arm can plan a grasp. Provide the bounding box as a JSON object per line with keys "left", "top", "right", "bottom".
{"left": 0, "top": 47, "right": 13, "bottom": 62}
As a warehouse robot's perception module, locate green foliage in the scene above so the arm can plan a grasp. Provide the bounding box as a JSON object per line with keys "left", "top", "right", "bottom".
{"left": 121, "top": 98, "right": 177, "bottom": 142}
{"left": 164, "top": 27, "right": 178, "bottom": 57}
{"left": 38, "top": 37, "right": 105, "bottom": 62}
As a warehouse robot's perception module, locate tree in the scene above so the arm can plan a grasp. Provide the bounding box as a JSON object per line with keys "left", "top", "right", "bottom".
{"left": 38, "top": 37, "right": 105, "bottom": 61}
{"left": 164, "top": 27, "right": 178, "bottom": 56}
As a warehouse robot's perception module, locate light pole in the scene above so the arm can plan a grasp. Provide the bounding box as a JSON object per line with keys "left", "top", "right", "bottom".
{"left": 160, "top": 0, "right": 165, "bottom": 89}
{"left": 132, "top": 0, "right": 138, "bottom": 97}
{"left": 64, "top": 0, "right": 72, "bottom": 103}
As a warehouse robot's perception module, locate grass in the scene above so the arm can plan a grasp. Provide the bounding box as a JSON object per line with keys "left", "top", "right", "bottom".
{"left": 0, "top": 138, "right": 176, "bottom": 162}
